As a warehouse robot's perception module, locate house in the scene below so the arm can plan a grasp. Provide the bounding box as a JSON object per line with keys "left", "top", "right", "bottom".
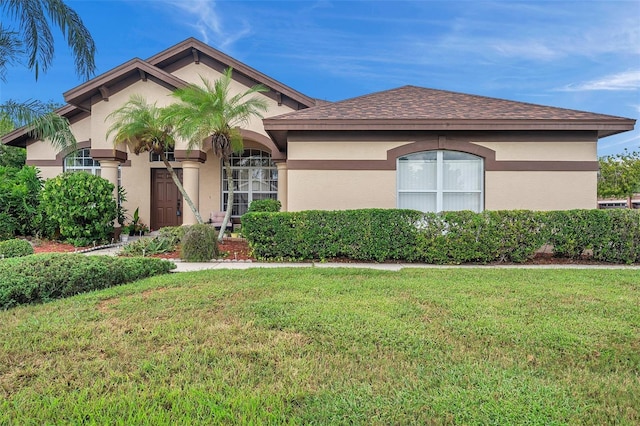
{"left": 2, "top": 38, "right": 636, "bottom": 230}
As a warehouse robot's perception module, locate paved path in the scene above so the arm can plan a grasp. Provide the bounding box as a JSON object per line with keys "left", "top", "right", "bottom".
{"left": 85, "top": 245, "right": 640, "bottom": 272}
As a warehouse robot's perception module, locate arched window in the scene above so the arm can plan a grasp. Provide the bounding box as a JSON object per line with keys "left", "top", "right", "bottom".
{"left": 397, "top": 150, "right": 483, "bottom": 212}
{"left": 222, "top": 149, "right": 278, "bottom": 216}
{"left": 63, "top": 148, "right": 101, "bottom": 176}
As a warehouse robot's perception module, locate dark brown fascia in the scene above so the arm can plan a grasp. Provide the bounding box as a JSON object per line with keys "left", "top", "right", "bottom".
{"left": 1, "top": 104, "right": 90, "bottom": 148}
{"left": 146, "top": 38, "right": 318, "bottom": 109}
{"left": 263, "top": 118, "right": 636, "bottom": 146}
{"left": 63, "top": 58, "right": 189, "bottom": 110}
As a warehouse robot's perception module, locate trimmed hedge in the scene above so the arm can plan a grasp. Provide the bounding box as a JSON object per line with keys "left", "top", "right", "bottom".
{"left": 247, "top": 199, "right": 282, "bottom": 213}
{"left": 243, "top": 209, "right": 640, "bottom": 264}
{"left": 0, "top": 254, "right": 176, "bottom": 309}
{"left": 0, "top": 239, "right": 34, "bottom": 258}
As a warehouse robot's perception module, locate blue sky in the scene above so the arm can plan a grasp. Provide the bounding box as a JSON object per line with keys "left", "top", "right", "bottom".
{"left": 1, "top": 0, "right": 638, "bottom": 156}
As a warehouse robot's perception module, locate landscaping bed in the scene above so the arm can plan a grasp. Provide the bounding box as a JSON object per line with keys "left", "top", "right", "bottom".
{"left": 30, "top": 238, "right": 256, "bottom": 261}
{"left": 29, "top": 238, "right": 637, "bottom": 265}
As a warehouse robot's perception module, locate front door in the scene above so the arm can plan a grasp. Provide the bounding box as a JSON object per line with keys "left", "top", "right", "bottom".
{"left": 151, "top": 168, "right": 183, "bottom": 230}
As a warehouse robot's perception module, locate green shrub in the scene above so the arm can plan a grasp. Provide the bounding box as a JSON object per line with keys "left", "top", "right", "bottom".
{"left": 41, "top": 172, "right": 117, "bottom": 246}
{"left": 591, "top": 209, "right": 640, "bottom": 264}
{"left": 121, "top": 236, "right": 178, "bottom": 257}
{"left": 0, "top": 254, "right": 176, "bottom": 309}
{"left": 0, "top": 239, "right": 34, "bottom": 258}
{"left": 247, "top": 199, "right": 282, "bottom": 213}
{"left": 547, "top": 210, "right": 609, "bottom": 258}
{"left": 0, "top": 165, "right": 44, "bottom": 239}
{"left": 243, "top": 209, "right": 425, "bottom": 262}
{"left": 180, "top": 224, "right": 218, "bottom": 262}
{"left": 487, "top": 210, "right": 549, "bottom": 263}
{"left": 244, "top": 209, "right": 628, "bottom": 264}
{"left": 158, "top": 225, "right": 189, "bottom": 244}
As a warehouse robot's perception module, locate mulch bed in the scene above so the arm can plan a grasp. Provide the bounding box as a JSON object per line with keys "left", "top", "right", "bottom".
{"left": 28, "top": 239, "right": 633, "bottom": 265}
{"left": 31, "top": 238, "right": 255, "bottom": 261}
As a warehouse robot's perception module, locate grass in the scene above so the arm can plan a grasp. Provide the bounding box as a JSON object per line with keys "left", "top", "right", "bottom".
{"left": 1, "top": 268, "right": 639, "bottom": 425}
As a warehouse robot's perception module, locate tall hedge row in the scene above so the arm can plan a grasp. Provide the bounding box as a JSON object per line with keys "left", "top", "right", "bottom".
{"left": 242, "top": 209, "right": 640, "bottom": 264}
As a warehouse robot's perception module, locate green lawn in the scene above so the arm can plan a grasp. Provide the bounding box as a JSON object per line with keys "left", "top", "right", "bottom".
{"left": 1, "top": 268, "right": 639, "bottom": 425}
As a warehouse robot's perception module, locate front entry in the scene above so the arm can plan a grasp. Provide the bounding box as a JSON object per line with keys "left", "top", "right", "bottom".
{"left": 151, "top": 168, "right": 183, "bottom": 230}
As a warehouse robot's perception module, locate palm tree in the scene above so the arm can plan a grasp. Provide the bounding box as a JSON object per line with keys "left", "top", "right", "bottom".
{"left": 0, "top": 0, "right": 96, "bottom": 80}
{"left": 165, "top": 68, "right": 269, "bottom": 241}
{"left": 1, "top": 0, "right": 96, "bottom": 148}
{"left": 106, "top": 95, "right": 204, "bottom": 224}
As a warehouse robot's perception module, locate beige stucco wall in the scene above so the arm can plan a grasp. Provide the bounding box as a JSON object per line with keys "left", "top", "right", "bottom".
{"left": 474, "top": 141, "right": 596, "bottom": 161}
{"left": 486, "top": 171, "right": 597, "bottom": 210}
{"left": 285, "top": 135, "right": 598, "bottom": 212}
{"left": 95, "top": 80, "right": 175, "bottom": 150}
{"left": 27, "top": 141, "right": 60, "bottom": 162}
{"left": 287, "top": 170, "right": 396, "bottom": 211}
{"left": 288, "top": 140, "right": 408, "bottom": 160}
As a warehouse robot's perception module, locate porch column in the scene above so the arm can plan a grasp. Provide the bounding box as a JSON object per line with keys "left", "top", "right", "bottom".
{"left": 175, "top": 150, "right": 207, "bottom": 226}
{"left": 99, "top": 160, "right": 120, "bottom": 199}
{"left": 276, "top": 161, "right": 288, "bottom": 211}
{"left": 181, "top": 160, "right": 201, "bottom": 225}
{"left": 91, "top": 148, "right": 127, "bottom": 199}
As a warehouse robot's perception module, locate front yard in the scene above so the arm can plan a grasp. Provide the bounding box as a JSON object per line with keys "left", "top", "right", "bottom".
{"left": 1, "top": 268, "right": 638, "bottom": 424}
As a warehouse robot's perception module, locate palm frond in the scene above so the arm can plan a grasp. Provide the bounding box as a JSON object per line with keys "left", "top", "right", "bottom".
{"left": 1, "top": 0, "right": 95, "bottom": 80}
{"left": 43, "top": 0, "right": 96, "bottom": 80}
{"left": 106, "top": 95, "right": 175, "bottom": 154}
{"left": 169, "top": 68, "right": 269, "bottom": 158}
{"left": 0, "top": 99, "right": 75, "bottom": 151}
{"left": 0, "top": 26, "right": 22, "bottom": 81}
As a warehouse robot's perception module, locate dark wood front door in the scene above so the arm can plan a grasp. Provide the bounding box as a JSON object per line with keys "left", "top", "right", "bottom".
{"left": 151, "top": 168, "right": 183, "bottom": 230}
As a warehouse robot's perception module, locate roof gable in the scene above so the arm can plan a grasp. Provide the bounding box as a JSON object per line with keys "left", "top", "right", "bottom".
{"left": 146, "top": 38, "right": 318, "bottom": 110}
{"left": 63, "top": 58, "right": 189, "bottom": 111}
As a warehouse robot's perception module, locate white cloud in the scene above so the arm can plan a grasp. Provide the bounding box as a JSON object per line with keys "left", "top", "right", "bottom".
{"left": 558, "top": 71, "right": 640, "bottom": 92}
{"left": 158, "top": 0, "right": 251, "bottom": 50}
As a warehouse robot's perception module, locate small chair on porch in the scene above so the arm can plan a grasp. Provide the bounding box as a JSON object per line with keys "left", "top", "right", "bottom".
{"left": 210, "top": 211, "right": 233, "bottom": 231}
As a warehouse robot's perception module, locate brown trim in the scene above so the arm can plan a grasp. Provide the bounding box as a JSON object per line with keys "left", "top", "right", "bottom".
{"left": 287, "top": 159, "right": 597, "bottom": 172}
{"left": 174, "top": 150, "right": 207, "bottom": 163}
{"left": 286, "top": 139, "right": 598, "bottom": 172}
{"left": 63, "top": 58, "right": 189, "bottom": 110}
{"left": 90, "top": 149, "right": 128, "bottom": 162}
{"left": 238, "top": 129, "right": 285, "bottom": 160}
{"left": 264, "top": 118, "right": 634, "bottom": 139}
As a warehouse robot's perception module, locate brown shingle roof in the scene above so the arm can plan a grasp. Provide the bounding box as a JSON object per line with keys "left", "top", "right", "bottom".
{"left": 263, "top": 85, "right": 635, "bottom": 147}
{"left": 268, "top": 85, "right": 630, "bottom": 121}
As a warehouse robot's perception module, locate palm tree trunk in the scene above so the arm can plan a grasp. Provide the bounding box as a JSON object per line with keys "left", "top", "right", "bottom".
{"left": 160, "top": 150, "right": 203, "bottom": 224}
{"left": 218, "top": 157, "right": 233, "bottom": 242}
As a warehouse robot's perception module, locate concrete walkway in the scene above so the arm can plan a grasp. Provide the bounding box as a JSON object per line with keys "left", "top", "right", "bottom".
{"left": 85, "top": 244, "right": 640, "bottom": 272}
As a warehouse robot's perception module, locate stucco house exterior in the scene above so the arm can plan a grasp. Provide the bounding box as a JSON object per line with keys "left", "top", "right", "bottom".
{"left": 2, "top": 38, "right": 636, "bottom": 230}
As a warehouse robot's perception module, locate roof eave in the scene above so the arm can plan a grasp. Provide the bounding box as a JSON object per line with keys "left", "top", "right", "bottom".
{"left": 263, "top": 118, "right": 636, "bottom": 136}
{"left": 1, "top": 104, "right": 88, "bottom": 147}
{"left": 63, "top": 58, "right": 189, "bottom": 109}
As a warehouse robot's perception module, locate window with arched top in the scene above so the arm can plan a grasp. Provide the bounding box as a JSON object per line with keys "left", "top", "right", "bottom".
{"left": 397, "top": 150, "right": 483, "bottom": 213}
{"left": 222, "top": 149, "right": 278, "bottom": 216}
{"left": 63, "top": 148, "right": 101, "bottom": 176}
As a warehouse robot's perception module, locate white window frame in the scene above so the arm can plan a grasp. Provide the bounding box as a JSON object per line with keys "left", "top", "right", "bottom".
{"left": 63, "top": 148, "right": 101, "bottom": 176}
{"left": 397, "top": 150, "right": 484, "bottom": 213}
{"left": 221, "top": 149, "right": 278, "bottom": 217}
{"left": 150, "top": 146, "right": 175, "bottom": 162}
